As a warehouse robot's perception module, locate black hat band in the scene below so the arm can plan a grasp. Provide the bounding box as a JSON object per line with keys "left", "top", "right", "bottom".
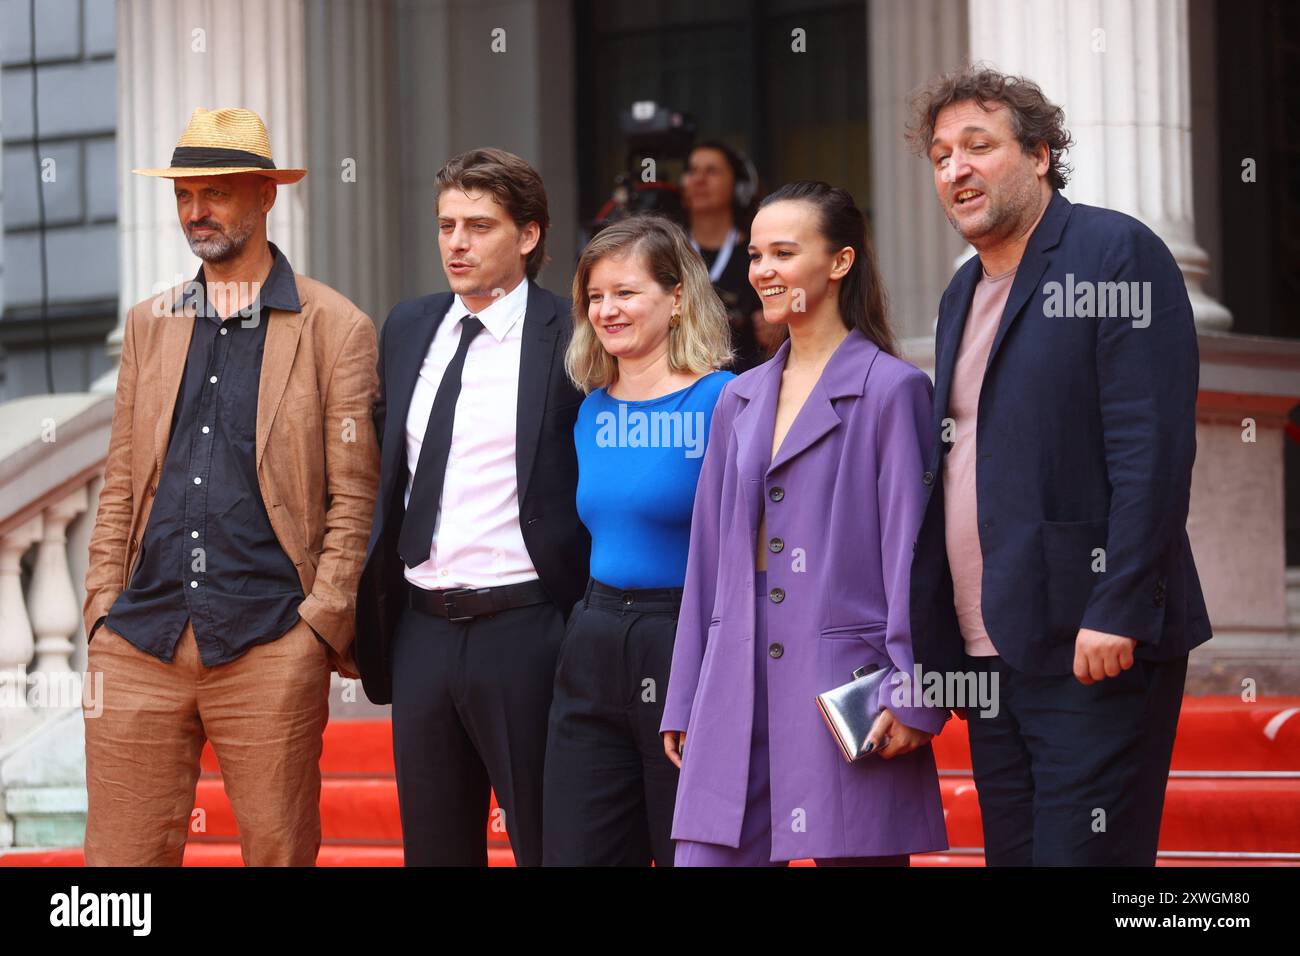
{"left": 169, "top": 146, "right": 277, "bottom": 169}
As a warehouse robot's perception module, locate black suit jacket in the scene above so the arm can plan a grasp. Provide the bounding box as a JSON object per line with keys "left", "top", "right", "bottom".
{"left": 910, "top": 191, "right": 1212, "bottom": 678}
{"left": 354, "top": 280, "right": 591, "bottom": 704}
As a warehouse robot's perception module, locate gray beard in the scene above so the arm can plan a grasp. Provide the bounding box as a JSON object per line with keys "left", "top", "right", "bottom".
{"left": 187, "top": 221, "right": 253, "bottom": 263}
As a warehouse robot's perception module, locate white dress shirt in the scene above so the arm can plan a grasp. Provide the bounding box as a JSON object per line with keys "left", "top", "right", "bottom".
{"left": 403, "top": 277, "right": 538, "bottom": 590}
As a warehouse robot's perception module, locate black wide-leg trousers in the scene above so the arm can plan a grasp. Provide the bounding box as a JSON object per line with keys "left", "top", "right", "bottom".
{"left": 542, "top": 578, "right": 683, "bottom": 867}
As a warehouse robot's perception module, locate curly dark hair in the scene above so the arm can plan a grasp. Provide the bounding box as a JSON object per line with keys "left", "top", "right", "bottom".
{"left": 905, "top": 65, "right": 1074, "bottom": 190}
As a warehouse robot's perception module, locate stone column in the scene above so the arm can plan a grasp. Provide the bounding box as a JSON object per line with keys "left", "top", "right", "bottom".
{"left": 303, "top": 0, "right": 401, "bottom": 324}
{"left": 868, "top": 0, "right": 971, "bottom": 342}
{"left": 392, "top": 0, "right": 578, "bottom": 304}
{"left": 101, "top": 0, "right": 310, "bottom": 382}
{"left": 968, "top": 0, "right": 1231, "bottom": 330}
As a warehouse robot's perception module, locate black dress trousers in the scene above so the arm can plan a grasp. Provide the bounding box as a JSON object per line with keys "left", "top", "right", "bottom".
{"left": 542, "top": 578, "right": 683, "bottom": 866}
{"left": 390, "top": 596, "right": 565, "bottom": 866}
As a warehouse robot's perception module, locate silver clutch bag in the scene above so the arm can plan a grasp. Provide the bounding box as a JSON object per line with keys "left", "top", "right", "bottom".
{"left": 816, "top": 664, "right": 887, "bottom": 763}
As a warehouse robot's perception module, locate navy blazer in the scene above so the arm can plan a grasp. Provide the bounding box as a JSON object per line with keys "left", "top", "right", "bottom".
{"left": 353, "top": 280, "right": 590, "bottom": 705}
{"left": 910, "top": 191, "right": 1212, "bottom": 677}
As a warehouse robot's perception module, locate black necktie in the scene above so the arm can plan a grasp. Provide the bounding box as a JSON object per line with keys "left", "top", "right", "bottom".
{"left": 399, "top": 315, "right": 485, "bottom": 567}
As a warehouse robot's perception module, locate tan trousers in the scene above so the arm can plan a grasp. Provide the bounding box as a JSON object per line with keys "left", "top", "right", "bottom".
{"left": 83, "top": 617, "right": 331, "bottom": 866}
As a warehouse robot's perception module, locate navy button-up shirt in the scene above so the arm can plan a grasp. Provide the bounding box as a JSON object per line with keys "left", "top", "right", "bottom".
{"left": 105, "top": 243, "right": 306, "bottom": 666}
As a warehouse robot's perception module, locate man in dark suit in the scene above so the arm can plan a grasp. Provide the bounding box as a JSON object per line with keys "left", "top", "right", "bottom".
{"left": 354, "top": 148, "right": 590, "bottom": 866}
{"left": 906, "top": 67, "right": 1212, "bottom": 865}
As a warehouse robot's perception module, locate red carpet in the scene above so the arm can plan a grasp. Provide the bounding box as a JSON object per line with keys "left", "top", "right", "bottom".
{"left": 3, "top": 696, "right": 1297, "bottom": 866}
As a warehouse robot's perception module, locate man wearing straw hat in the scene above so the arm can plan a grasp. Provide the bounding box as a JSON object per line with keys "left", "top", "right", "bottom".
{"left": 80, "top": 107, "right": 379, "bottom": 866}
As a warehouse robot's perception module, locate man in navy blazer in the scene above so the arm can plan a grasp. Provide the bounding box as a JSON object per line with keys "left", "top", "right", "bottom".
{"left": 906, "top": 67, "right": 1212, "bottom": 865}
{"left": 354, "top": 148, "right": 589, "bottom": 866}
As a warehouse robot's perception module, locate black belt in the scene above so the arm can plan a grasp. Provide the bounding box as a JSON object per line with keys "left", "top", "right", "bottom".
{"left": 406, "top": 579, "right": 551, "bottom": 623}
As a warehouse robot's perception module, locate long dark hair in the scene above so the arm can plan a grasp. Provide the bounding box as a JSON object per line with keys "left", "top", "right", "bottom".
{"left": 757, "top": 181, "right": 897, "bottom": 356}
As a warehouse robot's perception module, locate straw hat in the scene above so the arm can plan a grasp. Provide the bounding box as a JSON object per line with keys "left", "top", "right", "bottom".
{"left": 132, "top": 107, "right": 306, "bottom": 183}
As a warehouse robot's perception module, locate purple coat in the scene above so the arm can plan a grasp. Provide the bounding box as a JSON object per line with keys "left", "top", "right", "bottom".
{"left": 660, "top": 329, "right": 950, "bottom": 859}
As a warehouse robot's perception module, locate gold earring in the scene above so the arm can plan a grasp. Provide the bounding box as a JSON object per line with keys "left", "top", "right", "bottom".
{"left": 670, "top": 313, "right": 681, "bottom": 329}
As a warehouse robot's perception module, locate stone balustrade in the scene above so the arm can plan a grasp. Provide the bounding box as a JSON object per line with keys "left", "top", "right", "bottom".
{"left": 0, "top": 392, "right": 112, "bottom": 848}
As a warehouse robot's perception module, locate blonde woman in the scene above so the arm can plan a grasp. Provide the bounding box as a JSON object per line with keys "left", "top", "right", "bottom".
{"left": 542, "top": 215, "right": 734, "bottom": 866}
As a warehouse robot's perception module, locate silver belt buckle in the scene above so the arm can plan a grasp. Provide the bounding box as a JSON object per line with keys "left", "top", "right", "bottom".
{"left": 441, "top": 587, "right": 479, "bottom": 623}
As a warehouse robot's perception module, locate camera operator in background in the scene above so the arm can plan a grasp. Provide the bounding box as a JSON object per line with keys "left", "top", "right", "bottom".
{"left": 682, "top": 141, "right": 783, "bottom": 372}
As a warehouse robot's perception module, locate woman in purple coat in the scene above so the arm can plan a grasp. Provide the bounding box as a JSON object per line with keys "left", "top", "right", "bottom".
{"left": 660, "top": 181, "right": 950, "bottom": 865}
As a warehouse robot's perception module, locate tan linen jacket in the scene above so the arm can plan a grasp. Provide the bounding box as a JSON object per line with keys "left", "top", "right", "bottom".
{"left": 82, "top": 272, "right": 379, "bottom": 676}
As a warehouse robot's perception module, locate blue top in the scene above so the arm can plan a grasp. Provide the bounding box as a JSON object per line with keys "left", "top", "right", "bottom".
{"left": 575, "top": 369, "right": 735, "bottom": 589}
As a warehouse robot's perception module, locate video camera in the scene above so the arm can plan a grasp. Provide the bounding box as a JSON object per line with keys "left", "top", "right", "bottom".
{"left": 585, "top": 101, "right": 698, "bottom": 239}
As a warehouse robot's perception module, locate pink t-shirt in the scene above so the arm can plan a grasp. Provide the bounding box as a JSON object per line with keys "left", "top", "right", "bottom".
{"left": 942, "top": 264, "right": 1017, "bottom": 657}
